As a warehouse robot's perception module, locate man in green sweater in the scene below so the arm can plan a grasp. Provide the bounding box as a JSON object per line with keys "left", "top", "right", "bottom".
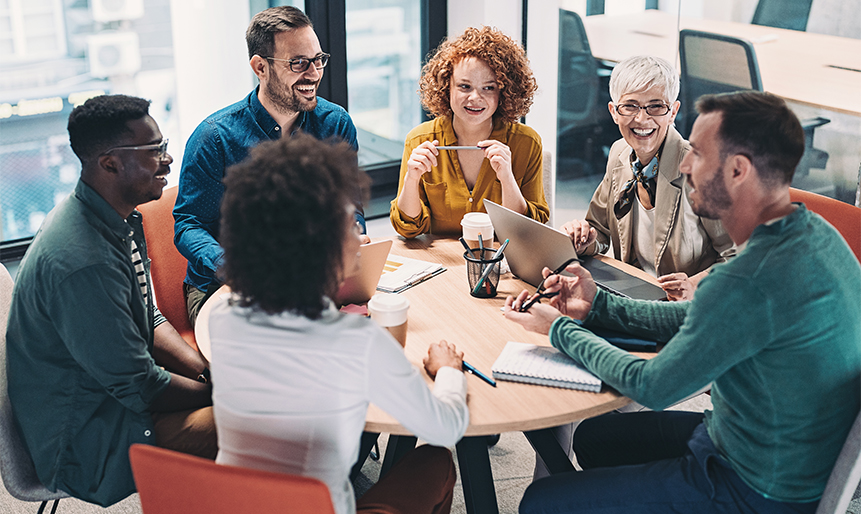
{"left": 504, "top": 90, "right": 860, "bottom": 513}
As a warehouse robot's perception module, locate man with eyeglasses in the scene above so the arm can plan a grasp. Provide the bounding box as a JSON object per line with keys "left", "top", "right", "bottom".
{"left": 561, "top": 55, "right": 734, "bottom": 302}
{"left": 6, "top": 94, "right": 217, "bottom": 507}
{"left": 174, "top": 5, "right": 361, "bottom": 326}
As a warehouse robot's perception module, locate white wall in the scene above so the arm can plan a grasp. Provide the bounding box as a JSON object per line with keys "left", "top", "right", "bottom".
{"left": 168, "top": 0, "right": 253, "bottom": 185}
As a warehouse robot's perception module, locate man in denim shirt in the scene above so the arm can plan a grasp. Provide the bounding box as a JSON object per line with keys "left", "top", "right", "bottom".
{"left": 174, "top": 6, "right": 361, "bottom": 325}
{"left": 7, "top": 95, "right": 216, "bottom": 506}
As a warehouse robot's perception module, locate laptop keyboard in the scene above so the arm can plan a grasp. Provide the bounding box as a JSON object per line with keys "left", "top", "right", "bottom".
{"left": 596, "top": 282, "right": 630, "bottom": 298}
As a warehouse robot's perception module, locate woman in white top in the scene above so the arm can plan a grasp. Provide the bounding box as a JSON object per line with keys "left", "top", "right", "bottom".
{"left": 208, "top": 134, "right": 470, "bottom": 514}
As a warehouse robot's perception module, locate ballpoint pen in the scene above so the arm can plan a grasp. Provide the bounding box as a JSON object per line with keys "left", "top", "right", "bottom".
{"left": 471, "top": 239, "right": 510, "bottom": 295}
{"left": 462, "top": 360, "right": 496, "bottom": 387}
{"left": 519, "top": 257, "right": 581, "bottom": 312}
{"left": 459, "top": 237, "right": 478, "bottom": 259}
{"left": 436, "top": 146, "right": 486, "bottom": 150}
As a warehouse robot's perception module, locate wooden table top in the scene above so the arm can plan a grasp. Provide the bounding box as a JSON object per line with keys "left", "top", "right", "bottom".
{"left": 362, "top": 236, "right": 655, "bottom": 436}
{"left": 195, "top": 236, "right": 657, "bottom": 437}
{"left": 582, "top": 11, "right": 861, "bottom": 117}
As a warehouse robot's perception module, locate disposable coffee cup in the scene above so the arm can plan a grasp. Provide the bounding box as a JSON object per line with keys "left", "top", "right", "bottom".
{"left": 461, "top": 212, "right": 494, "bottom": 249}
{"left": 368, "top": 293, "right": 409, "bottom": 348}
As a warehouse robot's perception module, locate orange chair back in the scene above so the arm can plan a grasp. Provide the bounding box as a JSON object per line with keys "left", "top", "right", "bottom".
{"left": 129, "top": 444, "right": 336, "bottom": 514}
{"left": 138, "top": 186, "right": 197, "bottom": 350}
{"left": 789, "top": 188, "right": 861, "bottom": 263}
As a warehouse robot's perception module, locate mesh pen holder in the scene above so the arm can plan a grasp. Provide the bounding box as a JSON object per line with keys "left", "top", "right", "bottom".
{"left": 464, "top": 249, "right": 504, "bottom": 298}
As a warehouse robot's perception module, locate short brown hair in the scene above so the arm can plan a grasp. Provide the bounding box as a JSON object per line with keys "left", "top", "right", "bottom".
{"left": 419, "top": 26, "right": 537, "bottom": 124}
{"left": 220, "top": 134, "right": 369, "bottom": 318}
{"left": 696, "top": 91, "right": 804, "bottom": 186}
{"left": 246, "top": 6, "right": 312, "bottom": 60}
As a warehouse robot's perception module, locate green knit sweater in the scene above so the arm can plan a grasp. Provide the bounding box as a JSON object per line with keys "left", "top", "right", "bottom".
{"left": 550, "top": 204, "right": 861, "bottom": 502}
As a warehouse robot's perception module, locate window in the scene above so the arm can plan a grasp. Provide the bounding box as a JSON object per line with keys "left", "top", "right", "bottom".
{"left": 345, "top": 0, "right": 423, "bottom": 217}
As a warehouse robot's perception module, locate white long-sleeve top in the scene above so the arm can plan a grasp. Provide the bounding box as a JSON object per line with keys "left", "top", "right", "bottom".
{"left": 208, "top": 297, "right": 469, "bottom": 514}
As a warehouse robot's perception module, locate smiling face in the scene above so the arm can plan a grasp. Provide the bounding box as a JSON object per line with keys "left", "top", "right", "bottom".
{"left": 680, "top": 112, "right": 733, "bottom": 220}
{"left": 449, "top": 57, "right": 499, "bottom": 131}
{"left": 113, "top": 115, "right": 172, "bottom": 211}
{"left": 609, "top": 85, "right": 680, "bottom": 164}
{"left": 264, "top": 26, "right": 324, "bottom": 114}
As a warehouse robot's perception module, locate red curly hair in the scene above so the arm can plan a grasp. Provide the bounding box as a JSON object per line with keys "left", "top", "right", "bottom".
{"left": 419, "top": 26, "right": 538, "bottom": 124}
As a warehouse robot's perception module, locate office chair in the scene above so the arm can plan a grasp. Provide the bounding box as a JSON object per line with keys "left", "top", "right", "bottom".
{"left": 789, "top": 187, "right": 861, "bottom": 263}
{"left": 815, "top": 410, "right": 861, "bottom": 514}
{"left": 678, "top": 29, "right": 830, "bottom": 178}
{"left": 0, "top": 263, "right": 70, "bottom": 514}
{"left": 129, "top": 444, "right": 336, "bottom": 514}
{"left": 556, "top": 9, "right": 616, "bottom": 177}
{"left": 751, "top": 0, "right": 814, "bottom": 31}
{"left": 138, "top": 186, "right": 198, "bottom": 351}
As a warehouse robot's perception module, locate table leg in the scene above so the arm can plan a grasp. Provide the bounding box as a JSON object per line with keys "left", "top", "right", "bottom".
{"left": 523, "top": 428, "right": 576, "bottom": 474}
{"left": 350, "top": 431, "right": 380, "bottom": 481}
{"left": 379, "top": 435, "right": 417, "bottom": 478}
{"left": 456, "top": 436, "right": 499, "bottom": 514}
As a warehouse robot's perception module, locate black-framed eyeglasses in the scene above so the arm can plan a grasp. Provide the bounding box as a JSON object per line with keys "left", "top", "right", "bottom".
{"left": 265, "top": 52, "right": 330, "bottom": 73}
{"left": 519, "top": 257, "right": 581, "bottom": 312}
{"left": 102, "top": 139, "right": 169, "bottom": 162}
{"left": 614, "top": 103, "right": 671, "bottom": 117}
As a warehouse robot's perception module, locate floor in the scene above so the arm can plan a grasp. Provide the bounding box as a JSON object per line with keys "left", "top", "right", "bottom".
{"left": 1, "top": 176, "right": 859, "bottom": 513}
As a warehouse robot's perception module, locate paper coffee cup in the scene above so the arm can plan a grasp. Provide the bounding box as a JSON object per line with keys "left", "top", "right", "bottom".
{"left": 368, "top": 294, "right": 409, "bottom": 347}
{"left": 461, "top": 212, "right": 494, "bottom": 248}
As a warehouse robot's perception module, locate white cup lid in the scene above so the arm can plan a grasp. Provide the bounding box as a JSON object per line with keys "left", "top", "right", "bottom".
{"left": 461, "top": 212, "right": 492, "bottom": 228}
{"left": 368, "top": 294, "right": 409, "bottom": 326}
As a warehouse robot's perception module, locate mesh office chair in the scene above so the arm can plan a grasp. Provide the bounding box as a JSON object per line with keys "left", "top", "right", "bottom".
{"left": 0, "top": 264, "right": 70, "bottom": 514}
{"left": 752, "top": 0, "right": 814, "bottom": 31}
{"left": 556, "top": 9, "right": 616, "bottom": 177}
{"left": 678, "top": 29, "right": 830, "bottom": 178}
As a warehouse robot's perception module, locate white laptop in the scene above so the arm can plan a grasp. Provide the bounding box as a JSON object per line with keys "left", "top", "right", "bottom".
{"left": 336, "top": 240, "right": 393, "bottom": 306}
{"left": 483, "top": 200, "right": 666, "bottom": 301}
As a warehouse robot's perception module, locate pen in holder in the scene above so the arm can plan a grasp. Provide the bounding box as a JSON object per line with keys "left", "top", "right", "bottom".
{"left": 464, "top": 248, "right": 504, "bottom": 298}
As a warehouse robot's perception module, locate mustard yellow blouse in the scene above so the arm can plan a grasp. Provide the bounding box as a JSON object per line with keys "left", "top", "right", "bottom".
{"left": 390, "top": 116, "right": 549, "bottom": 238}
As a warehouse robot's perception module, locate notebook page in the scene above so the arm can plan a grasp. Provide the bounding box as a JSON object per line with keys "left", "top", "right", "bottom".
{"left": 492, "top": 342, "right": 602, "bottom": 388}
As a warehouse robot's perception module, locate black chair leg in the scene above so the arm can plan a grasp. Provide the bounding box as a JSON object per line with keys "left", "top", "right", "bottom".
{"left": 36, "top": 500, "right": 60, "bottom": 514}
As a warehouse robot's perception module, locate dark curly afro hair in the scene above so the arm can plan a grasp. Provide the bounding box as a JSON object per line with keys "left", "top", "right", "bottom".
{"left": 220, "top": 133, "right": 369, "bottom": 318}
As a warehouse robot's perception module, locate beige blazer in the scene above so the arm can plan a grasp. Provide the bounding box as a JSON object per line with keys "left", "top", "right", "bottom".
{"left": 582, "top": 127, "right": 735, "bottom": 277}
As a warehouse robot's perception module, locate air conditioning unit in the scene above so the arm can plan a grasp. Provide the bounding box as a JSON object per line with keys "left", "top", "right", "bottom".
{"left": 87, "top": 32, "right": 142, "bottom": 78}
{"left": 91, "top": 0, "right": 145, "bottom": 23}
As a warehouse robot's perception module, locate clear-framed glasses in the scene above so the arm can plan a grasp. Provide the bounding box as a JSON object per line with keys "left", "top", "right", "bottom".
{"left": 103, "top": 139, "right": 169, "bottom": 162}
{"left": 614, "top": 103, "right": 671, "bottom": 117}
{"left": 265, "top": 52, "right": 330, "bottom": 73}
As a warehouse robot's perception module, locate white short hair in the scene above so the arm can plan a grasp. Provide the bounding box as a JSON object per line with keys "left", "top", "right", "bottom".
{"left": 609, "top": 55, "right": 679, "bottom": 105}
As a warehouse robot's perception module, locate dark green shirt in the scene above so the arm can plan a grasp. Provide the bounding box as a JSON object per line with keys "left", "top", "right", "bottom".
{"left": 7, "top": 180, "right": 171, "bottom": 506}
{"left": 550, "top": 204, "right": 861, "bottom": 502}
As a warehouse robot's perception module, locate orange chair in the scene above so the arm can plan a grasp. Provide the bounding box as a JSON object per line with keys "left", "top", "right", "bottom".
{"left": 129, "top": 444, "right": 335, "bottom": 514}
{"left": 138, "top": 186, "right": 197, "bottom": 350}
{"left": 789, "top": 187, "right": 861, "bottom": 263}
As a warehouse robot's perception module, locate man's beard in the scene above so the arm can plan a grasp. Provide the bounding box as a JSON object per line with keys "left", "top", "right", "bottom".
{"left": 692, "top": 164, "right": 732, "bottom": 220}
{"left": 266, "top": 75, "right": 319, "bottom": 114}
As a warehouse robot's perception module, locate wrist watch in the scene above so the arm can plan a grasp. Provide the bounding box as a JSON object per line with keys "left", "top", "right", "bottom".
{"left": 196, "top": 367, "right": 211, "bottom": 384}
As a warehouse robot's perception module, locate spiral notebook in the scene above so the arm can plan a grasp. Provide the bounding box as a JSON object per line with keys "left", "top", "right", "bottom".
{"left": 491, "top": 342, "right": 602, "bottom": 392}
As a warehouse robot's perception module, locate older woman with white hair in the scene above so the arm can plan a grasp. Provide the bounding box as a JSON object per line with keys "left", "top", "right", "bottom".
{"left": 561, "top": 55, "right": 734, "bottom": 301}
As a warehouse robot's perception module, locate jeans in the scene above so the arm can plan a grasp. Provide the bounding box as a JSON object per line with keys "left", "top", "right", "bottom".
{"left": 519, "top": 411, "right": 819, "bottom": 514}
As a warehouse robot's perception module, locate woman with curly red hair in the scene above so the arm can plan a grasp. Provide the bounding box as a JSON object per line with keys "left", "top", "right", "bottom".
{"left": 390, "top": 26, "right": 549, "bottom": 238}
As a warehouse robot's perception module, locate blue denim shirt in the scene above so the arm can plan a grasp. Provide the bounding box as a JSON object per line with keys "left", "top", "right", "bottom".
{"left": 174, "top": 88, "right": 360, "bottom": 291}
